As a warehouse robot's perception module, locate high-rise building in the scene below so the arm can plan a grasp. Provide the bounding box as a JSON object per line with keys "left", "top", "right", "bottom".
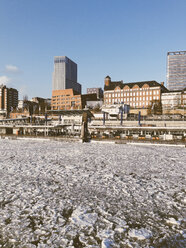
{"left": 167, "top": 51, "right": 186, "bottom": 91}
{"left": 0, "top": 84, "right": 18, "bottom": 114}
{"left": 52, "top": 56, "right": 81, "bottom": 94}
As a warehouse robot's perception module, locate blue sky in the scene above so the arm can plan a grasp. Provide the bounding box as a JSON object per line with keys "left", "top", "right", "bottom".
{"left": 0, "top": 0, "right": 186, "bottom": 99}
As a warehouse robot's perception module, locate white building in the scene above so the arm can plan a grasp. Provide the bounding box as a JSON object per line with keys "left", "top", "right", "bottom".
{"left": 161, "top": 92, "right": 182, "bottom": 109}
{"left": 161, "top": 89, "right": 186, "bottom": 115}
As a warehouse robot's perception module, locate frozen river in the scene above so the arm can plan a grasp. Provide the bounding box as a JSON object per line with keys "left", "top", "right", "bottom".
{"left": 0, "top": 139, "right": 185, "bottom": 247}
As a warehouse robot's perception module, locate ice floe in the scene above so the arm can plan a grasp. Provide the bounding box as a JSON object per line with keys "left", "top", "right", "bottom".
{"left": 0, "top": 139, "right": 185, "bottom": 247}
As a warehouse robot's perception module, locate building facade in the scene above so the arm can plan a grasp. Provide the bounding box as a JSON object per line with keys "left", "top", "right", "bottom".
{"left": 31, "top": 97, "right": 51, "bottom": 113}
{"left": 161, "top": 89, "right": 186, "bottom": 115}
{"left": 87, "top": 87, "right": 103, "bottom": 99}
{"left": 167, "top": 51, "right": 186, "bottom": 91}
{"left": 52, "top": 56, "right": 81, "bottom": 94}
{"left": 51, "top": 89, "right": 97, "bottom": 110}
{"left": 103, "top": 76, "right": 168, "bottom": 110}
{"left": 0, "top": 84, "right": 18, "bottom": 115}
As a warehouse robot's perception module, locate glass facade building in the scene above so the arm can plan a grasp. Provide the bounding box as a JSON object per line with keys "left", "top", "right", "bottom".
{"left": 167, "top": 51, "right": 186, "bottom": 91}
{"left": 52, "top": 56, "right": 81, "bottom": 94}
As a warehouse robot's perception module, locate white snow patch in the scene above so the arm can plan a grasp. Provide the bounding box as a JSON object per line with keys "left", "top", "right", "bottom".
{"left": 101, "top": 238, "right": 114, "bottom": 248}
{"left": 166, "top": 218, "right": 181, "bottom": 226}
{"left": 128, "top": 228, "right": 152, "bottom": 240}
{"left": 70, "top": 207, "right": 98, "bottom": 227}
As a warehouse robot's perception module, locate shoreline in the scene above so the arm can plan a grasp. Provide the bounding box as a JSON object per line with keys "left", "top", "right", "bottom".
{"left": 1, "top": 134, "right": 186, "bottom": 147}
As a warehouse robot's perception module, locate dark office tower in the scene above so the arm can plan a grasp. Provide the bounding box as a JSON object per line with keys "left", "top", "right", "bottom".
{"left": 52, "top": 56, "right": 81, "bottom": 94}
{"left": 167, "top": 51, "right": 186, "bottom": 91}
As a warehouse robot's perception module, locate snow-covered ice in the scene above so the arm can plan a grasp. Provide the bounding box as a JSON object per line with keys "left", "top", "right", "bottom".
{"left": 0, "top": 139, "right": 186, "bottom": 247}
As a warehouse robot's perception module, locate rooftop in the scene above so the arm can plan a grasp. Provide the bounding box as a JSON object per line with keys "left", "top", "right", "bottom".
{"left": 104, "top": 80, "right": 169, "bottom": 92}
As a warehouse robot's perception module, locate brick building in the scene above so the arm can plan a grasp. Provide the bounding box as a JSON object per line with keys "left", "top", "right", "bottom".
{"left": 103, "top": 76, "right": 168, "bottom": 109}
{"left": 51, "top": 89, "right": 97, "bottom": 110}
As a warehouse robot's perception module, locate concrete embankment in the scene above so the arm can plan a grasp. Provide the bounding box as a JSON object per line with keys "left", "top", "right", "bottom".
{"left": 0, "top": 135, "right": 81, "bottom": 142}
{"left": 91, "top": 138, "right": 186, "bottom": 147}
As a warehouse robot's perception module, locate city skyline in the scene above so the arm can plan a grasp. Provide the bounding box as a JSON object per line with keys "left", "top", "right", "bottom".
{"left": 0, "top": 0, "right": 186, "bottom": 99}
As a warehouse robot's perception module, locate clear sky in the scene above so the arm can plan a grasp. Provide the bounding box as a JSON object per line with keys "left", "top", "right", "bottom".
{"left": 0, "top": 0, "right": 186, "bottom": 99}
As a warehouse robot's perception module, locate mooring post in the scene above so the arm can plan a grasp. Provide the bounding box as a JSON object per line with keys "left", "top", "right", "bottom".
{"left": 138, "top": 111, "right": 141, "bottom": 126}
{"left": 103, "top": 112, "right": 105, "bottom": 126}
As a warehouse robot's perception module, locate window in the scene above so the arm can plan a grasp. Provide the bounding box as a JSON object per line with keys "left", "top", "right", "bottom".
{"left": 150, "top": 91, "right": 152, "bottom": 95}
{"left": 140, "top": 92, "right": 142, "bottom": 96}
{"left": 146, "top": 97, "right": 148, "bottom": 101}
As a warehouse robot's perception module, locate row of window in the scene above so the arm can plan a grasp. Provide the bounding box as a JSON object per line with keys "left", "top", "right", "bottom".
{"left": 53, "top": 94, "right": 70, "bottom": 97}
{"left": 104, "top": 90, "right": 159, "bottom": 98}
{"left": 52, "top": 95, "right": 80, "bottom": 99}
{"left": 107, "top": 102, "right": 150, "bottom": 107}
{"left": 52, "top": 98, "right": 81, "bottom": 102}
{"left": 52, "top": 100, "right": 81, "bottom": 105}
{"left": 105, "top": 96, "right": 159, "bottom": 104}
{"left": 111, "top": 86, "right": 159, "bottom": 92}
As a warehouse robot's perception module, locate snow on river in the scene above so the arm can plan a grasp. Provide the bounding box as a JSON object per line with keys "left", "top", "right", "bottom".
{"left": 0, "top": 139, "right": 185, "bottom": 248}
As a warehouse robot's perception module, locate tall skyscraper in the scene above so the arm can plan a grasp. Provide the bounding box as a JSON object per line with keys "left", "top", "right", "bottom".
{"left": 52, "top": 56, "right": 81, "bottom": 94}
{"left": 167, "top": 51, "right": 186, "bottom": 91}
